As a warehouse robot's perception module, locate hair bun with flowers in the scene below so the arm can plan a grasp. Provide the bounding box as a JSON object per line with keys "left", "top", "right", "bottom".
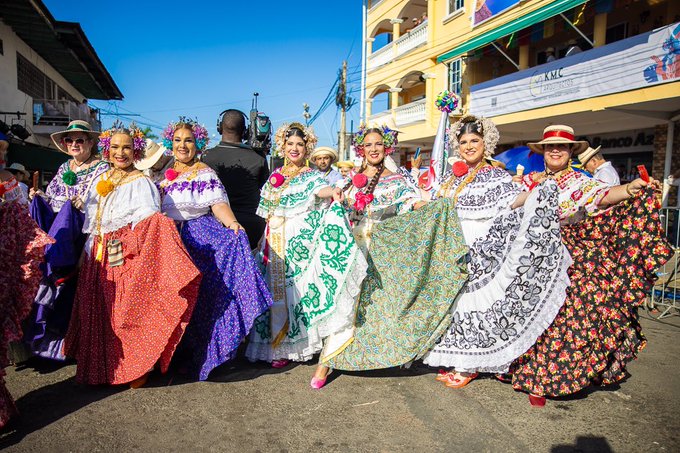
{"left": 162, "top": 116, "right": 210, "bottom": 155}
{"left": 273, "top": 122, "right": 318, "bottom": 158}
{"left": 448, "top": 114, "right": 499, "bottom": 160}
{"left": 352, "top": 123, "right": 398, "bottom": 158}
{"left": 98, "top": 120, "right": 147, "bottom": 162}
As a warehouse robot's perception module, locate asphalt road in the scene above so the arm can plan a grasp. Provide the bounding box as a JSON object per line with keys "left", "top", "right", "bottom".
{"left": 2, "top": 312, "right": 679, "bottom": 453}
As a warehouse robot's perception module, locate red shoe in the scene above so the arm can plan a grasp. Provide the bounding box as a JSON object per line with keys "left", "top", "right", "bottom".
{"left": 271, "top": 359, "right": 290, "bottom": 368}
{"left": 444, "top": 372, "right": 478, "bottom": 389}
{"left": 436, "top": 370, "right": 454, "bottom": 382}
{"left": 529, "top": 394, "right": 546, "bottom": 407}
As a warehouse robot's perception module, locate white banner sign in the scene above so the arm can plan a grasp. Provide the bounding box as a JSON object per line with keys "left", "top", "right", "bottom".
{"left": 470, "top": 22, "right": 680, "bottom": 117}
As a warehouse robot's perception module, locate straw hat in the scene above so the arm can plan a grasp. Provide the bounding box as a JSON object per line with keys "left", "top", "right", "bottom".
{"left": 527, "top": 125, "right": 589, "bottom": 155}
{"left": 546, "top": 47, "right": 555, "bottom": 53}
{"left": 310, "top": 146, "right": 338, "bottom": 164}
{"left": 6, "top": 162, "right": 29, "bottom": 179}
{"left": 336, "top": 160, "right": 355, "bottom": 170}
{"left": 576, "top": 145, "right": 602, "bottom": 166}
{"left": 50, "top": 120, "right": 100, "bottom": 154}
{"left": 135, "top": 139, "right": 169, "bottom": 171}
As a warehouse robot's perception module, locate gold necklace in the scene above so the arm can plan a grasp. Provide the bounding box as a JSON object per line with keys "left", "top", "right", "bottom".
{"left": 542, "top": 167, "right": 572, "bottom": 180}
{"left": 439, "top": 161, "right": 487, "bottom": 202}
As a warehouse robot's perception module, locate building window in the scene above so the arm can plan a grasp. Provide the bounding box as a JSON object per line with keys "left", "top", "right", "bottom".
{"left": 448, "top": 0, "right": 464, "bottom": 15}
{"left": 606, "top": 22, "right": 628, "bottom": 44}
{"left": 448, "top": 59, "right": 462, "bottom": 95}
{"left": 16, "top": 52, "right": 57, "bottom": 100}
{"left": 0, "top": 39, "right": 3, "bottom": 55}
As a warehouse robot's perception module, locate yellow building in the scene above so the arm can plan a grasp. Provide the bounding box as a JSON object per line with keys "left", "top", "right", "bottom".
{"left": 361, "top": 0, "right": 679, "bottom": 193}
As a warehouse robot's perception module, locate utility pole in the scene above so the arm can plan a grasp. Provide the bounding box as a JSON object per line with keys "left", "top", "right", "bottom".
{"left": 337, "top": 60, "right": 348, "bottom": 160}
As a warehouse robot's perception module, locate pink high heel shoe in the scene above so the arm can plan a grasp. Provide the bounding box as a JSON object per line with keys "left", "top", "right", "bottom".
{"left": 310, "top": 369, "right": 332, "bottom": 389}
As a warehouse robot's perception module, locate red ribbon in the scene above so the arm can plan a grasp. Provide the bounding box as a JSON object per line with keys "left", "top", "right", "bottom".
{"left": 543, "top": 130, "right": 575, "bottom": 141}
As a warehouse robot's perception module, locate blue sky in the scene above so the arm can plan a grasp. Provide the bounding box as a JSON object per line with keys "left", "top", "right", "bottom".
{"left": 44, "top": 0, "right": 364, "bottom": 148}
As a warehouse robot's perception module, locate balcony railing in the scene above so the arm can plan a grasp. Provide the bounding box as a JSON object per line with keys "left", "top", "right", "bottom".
{"left": 367, "top": 110, "right": 393, "bottom": 125}
{"left": 394, "top": 99, "right": 426, "bottom": 126}
{"left": 368, "top": 22, "right": 428, "bottom": 72}
{"left": 368, "top": 44, "right": 393, "bottom": 71}
{"left": 32, "top": 99, "right": 101, "bottom": 133}
{"left": 395, "top": 21, "right": 428, "bottom": 58}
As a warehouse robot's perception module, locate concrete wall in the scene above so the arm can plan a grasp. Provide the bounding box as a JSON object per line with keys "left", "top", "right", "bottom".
{"left": 0, "top": 20, "right": 86, "bottom": 148}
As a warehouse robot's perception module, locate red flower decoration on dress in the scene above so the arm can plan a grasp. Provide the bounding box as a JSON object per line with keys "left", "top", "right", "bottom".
{"left": 352, "top": 173, "right": 368, "bottom": 188}
{"left": 165, "top": 169, "right": 179, "bottom": 181}
{"left": 269, "top": 172, "right": 285, "bottom": 188}
{"left": 570, "top": 190, "right": 583, "bottom": 201}
{"left": 452, "top": 161, "right": 469, "bottom": 177}
{"left": 354, "top": 192, "right": 374, "bottom": 211}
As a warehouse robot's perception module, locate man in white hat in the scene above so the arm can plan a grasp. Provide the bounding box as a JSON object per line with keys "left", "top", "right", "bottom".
{"left": 135, "top": 139, "right": 173, "bottom": 183}
{"left": 576, "top": 145, "right": 620, "bottom": 186}
{"left": 310, "top": 146, "right": 343, "bottom": 186}
{"left": 6, "top": 163, "right": 30, "bottom": 200}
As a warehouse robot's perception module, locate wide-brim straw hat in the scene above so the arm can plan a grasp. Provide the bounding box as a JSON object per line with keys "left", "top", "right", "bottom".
{"left": 576, "top": 145, "right": 602, "bottom": 166}
{"left": 310, "top": 146, "right": 338, "bottom": 164}
{"left": 50, "top": 120, "right": 100, "bottom": 154}
{"left": 6, "top": 162, "right": 29, "bottom": 179}
{"left": 135, "top": 139, "right": 169, "bottom": 171}
{"left": 527, "top": 125, "right": 589, "bottom": 155}
{"left": 336, "top": 160, "right": 355, "bottom": 169}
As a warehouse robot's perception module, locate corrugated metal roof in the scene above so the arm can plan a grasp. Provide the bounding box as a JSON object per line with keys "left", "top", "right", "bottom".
{"left": 0, "top": 0, "right": 123, "bottom": 100}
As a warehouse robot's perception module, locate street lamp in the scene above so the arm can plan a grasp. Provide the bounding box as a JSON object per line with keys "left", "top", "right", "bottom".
{"left": 303, "top": 103, "right": 311, "bottom": 126}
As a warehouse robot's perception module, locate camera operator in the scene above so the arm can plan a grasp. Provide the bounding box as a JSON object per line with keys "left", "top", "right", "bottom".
{"left": 203, "top": 109, "right": 269, "bottom": 249}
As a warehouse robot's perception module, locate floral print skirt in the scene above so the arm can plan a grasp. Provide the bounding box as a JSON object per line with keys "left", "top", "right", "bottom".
{"left": 509, "top": 189, "right": 673, "bottom": 397}
{"left": 1, "top": 201, "right": 53, "bottom": 428}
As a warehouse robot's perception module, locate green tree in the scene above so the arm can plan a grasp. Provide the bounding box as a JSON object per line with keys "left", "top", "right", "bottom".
{"left": 140, "top": 126, "right": 158, "bottom": 140}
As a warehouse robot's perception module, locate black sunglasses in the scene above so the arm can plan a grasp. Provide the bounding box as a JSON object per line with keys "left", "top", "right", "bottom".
{"left": 64, "top": 137, "right": 88, "bottom": 145}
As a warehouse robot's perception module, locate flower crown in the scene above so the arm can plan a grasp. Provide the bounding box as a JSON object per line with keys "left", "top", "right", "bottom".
{"left": 273, "top": 122, "right": 318, "bottom": 158}
{"left": 448, "top": 115, "right": 499, "bottom": 160}
{"left": 162, "top": 116, "right": 210, "bottom": 155}
{"left": 98, "top": 120, "right": 146, "bottom": 161}
{"left": 352, "top": 123, "right": 398, "bottom": 158}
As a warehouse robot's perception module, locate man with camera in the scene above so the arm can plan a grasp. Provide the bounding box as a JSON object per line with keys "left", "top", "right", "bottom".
{"left": 203, "top": 109, "right": 269, "bottom": 249}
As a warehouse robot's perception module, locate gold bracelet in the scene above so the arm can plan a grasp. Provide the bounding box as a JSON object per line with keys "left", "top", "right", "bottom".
{"left": 625, "top": 183, "right": 634, "bottom": 196}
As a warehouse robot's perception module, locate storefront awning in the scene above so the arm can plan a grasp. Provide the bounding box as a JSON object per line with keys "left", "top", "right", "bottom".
{"left": 437, "top": 0, "right": 588, "bottom": 63}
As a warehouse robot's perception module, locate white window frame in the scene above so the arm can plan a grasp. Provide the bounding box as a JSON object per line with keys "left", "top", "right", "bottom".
{"left": 448, "top": 58, "right": 462, "bottom": 96}
{"left": 448, "top": 0, "right": 464, "bottom": 15}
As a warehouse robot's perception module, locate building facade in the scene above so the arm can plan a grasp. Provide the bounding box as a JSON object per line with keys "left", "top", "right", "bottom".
{"left": 362, "top": 0, "right": 679, "bottom": 198}
{"left": 0, "top": 0, "right": 122, "bottom": 178}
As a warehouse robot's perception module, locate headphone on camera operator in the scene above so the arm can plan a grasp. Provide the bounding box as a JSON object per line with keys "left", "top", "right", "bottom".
{"left": 217, "top": 109, "right": 250, "bottom": 145}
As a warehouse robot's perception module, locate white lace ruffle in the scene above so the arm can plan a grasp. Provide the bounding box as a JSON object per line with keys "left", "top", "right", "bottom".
{"left": 83, "top": 174, "right": 160, "bottom": 235}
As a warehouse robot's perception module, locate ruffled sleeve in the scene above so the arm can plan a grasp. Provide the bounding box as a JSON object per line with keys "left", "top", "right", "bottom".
{"left": 257, "top": 168, "right": 329, "bottom": 219}
{"left": 160, "top": 166, "right": 229, "bottom": 221}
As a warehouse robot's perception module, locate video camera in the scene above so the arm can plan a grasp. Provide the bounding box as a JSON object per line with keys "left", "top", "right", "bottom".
{"left": 248, "top": 93, "right": 272, "bottom": 157}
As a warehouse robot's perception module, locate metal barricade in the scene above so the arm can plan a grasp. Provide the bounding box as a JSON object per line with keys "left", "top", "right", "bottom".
{"left": 647, "top": 207, "right": 680, "bottom": 319}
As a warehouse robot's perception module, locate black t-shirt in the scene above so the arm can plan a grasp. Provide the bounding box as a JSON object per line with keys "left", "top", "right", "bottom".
{"left": 202, "top": 142, "right": 269, "bottom": 215}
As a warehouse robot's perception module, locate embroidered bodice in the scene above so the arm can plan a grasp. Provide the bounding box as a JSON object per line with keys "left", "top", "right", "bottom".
{"left": 520, "top": 170, "right": 610, "bottom": 224}
{"left": 82, "top": 171, "right": 159, "bottom": 235}
{"left": 438, "top": 166, "right": 519, "bottom": 220}
{"left": 258, "top": 167, "right": 329, "bottom": 219}
{"left": 343, "top": 173, "right": 420, "bottom": 224}
{"left": 45, "top": 160, "right": 109, "bottom": 212}
{"left": 159, "top": 166, "right": 229, "bottom": 221}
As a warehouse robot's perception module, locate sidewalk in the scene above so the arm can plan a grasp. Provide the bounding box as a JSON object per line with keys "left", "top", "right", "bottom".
{"left": 2, "top": 312, "right": 679, "bottom": 452}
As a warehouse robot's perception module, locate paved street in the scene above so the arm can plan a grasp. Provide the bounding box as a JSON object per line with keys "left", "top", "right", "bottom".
{"left": 1, "top": 312, "right": 679, "bottom": 453}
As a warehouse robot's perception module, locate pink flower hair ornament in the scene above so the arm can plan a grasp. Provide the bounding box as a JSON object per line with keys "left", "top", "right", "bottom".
{"left": 162, "top": 116, "right": 210, "bottom": 155}
{"left": 352, "top": 123, "right": 398, "bottom": 158}
{"left": 98, "top": 120, "right": 146, "bottom": 162}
